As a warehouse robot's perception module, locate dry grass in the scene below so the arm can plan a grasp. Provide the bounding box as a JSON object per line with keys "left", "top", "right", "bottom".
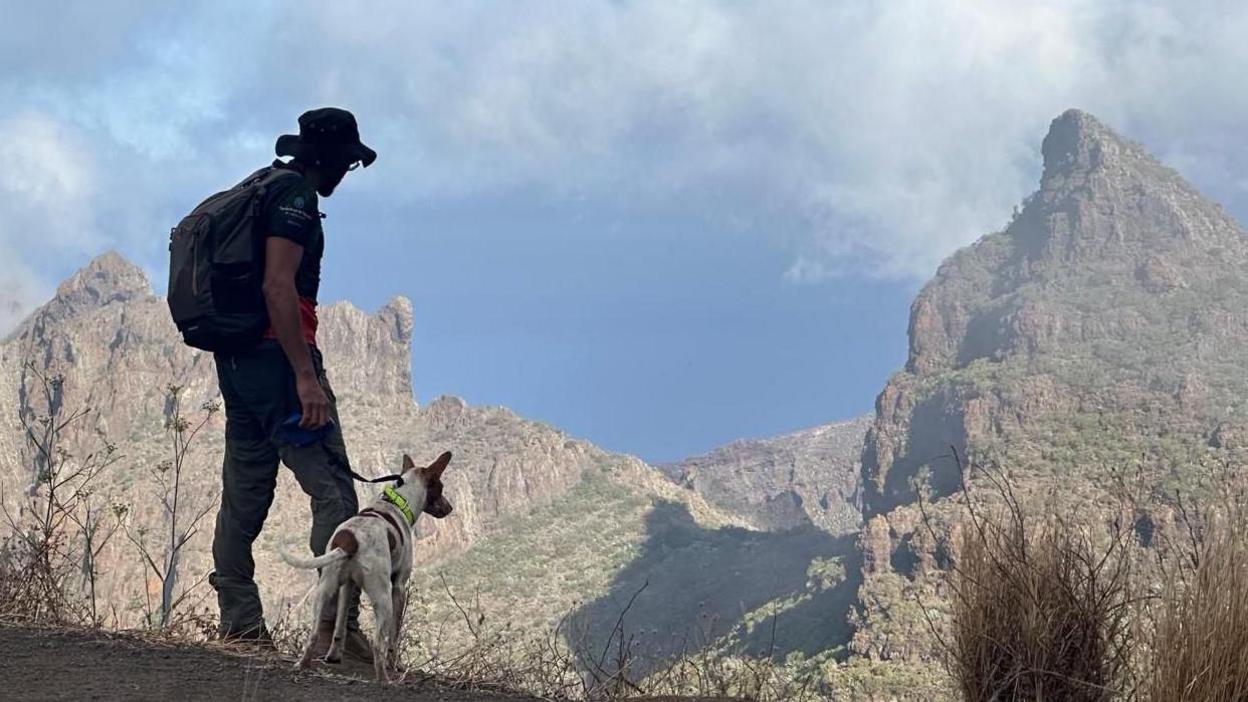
{"left": 386, "top": 575, "right": 813, "bottom": 701}
{"left": 931, "top": 458, "right": 1135, "bottom": 702}
{"left": 949, "top": 519, "right": 1133, "bottom": 701}
{"left": 1145, "top": 517, "right": 1248, "bottom": 701}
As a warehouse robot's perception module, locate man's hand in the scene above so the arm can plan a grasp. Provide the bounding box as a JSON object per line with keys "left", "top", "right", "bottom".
{"left": 296, "top": 371, "right": 331, "bottom": 429}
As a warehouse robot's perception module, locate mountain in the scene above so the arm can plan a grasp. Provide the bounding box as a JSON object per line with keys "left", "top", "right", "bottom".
{"left": 10, "top": 108, "right": 1218, "bottom": 698}
{"left": 660, "top": 417, "right": 871, "bottom": 534}
{"left": 851, "top": 109, "right": 1248, "bottom": 681}
{"left": 0, "top": 253, "right": 865, "bottom": 673}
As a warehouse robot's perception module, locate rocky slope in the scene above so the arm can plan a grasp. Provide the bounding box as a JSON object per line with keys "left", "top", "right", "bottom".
{"left": 660, "top": 417, "right": 871, "bottom": 534}
{"left": 864, "top": 109, "right": 1248, "bottom": 517}
{"left": 852, "top": 109, "right": 1248, "bottom": 678}
{"left": 0, "top": 254, "right": 867, "bottom": 671}
{"left": 0, "top": 254, "right": 629, "bottom": 544}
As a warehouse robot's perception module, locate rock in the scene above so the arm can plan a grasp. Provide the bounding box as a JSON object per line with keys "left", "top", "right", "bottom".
{"left": 863, "top": 108, "right": 1248, "bottom": 517}
{"left": 854, "top": 109, "right": 1248, "bottom": 666}
{"left": 0, "top": 254, "right": 747, "bottom": 627}
{"left": 659, "top": 417, "right": 871, "bottom": 534}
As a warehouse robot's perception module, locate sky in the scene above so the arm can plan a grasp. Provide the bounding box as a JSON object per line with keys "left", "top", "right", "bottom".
{"left": 4, "top": 1, "right": 1248, "bottom": 462}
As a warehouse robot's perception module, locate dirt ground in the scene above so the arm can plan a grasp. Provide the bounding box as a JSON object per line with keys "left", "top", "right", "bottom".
{"left": 0, "top": 622, "right": 543, "bottom": 702}
{"left": 0, "top": 622, "right": 744, "bottom": 701}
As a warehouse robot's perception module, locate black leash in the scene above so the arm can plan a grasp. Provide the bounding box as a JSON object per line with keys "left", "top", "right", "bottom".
{"left": 347, "top": 467, "right": 405, "bottom": 487}
{"left": 320, "top": 443, "right": 405, "bottom": 486}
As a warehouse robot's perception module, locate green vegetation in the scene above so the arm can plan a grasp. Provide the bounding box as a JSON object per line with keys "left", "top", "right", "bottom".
{"left": 409, "top": 467, "right": 651, "bottom": 648}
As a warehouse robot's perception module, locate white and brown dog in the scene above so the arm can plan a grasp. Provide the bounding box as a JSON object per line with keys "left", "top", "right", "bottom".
{"left": 281, "top": 451, "right": 453, "bottom": 683}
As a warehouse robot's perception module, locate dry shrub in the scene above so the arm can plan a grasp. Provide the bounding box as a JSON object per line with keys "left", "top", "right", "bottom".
{"left": 941, "top": 461, "right": 1134, "bottom": 702}
{"left": 0, "top": 363, "right": 121, "bottom": 626}
{"left": 393, "top": 575, "right": 809, "bottom": 701}
{"left": 1145, "top": 517, "right": 1248, "bottom": 701}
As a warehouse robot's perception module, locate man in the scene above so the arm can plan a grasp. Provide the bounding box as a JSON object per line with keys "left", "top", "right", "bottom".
{"left": 209, "top": 108, "right": 377, "bottom": 663}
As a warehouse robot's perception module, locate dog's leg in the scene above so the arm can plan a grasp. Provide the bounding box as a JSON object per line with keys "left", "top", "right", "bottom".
{"left": 390, "top": 585, "right": 407, "bottom": 670}
{"left": 325, "top": 583, "right": 350, "bottom": 664}
{"left": 364, "top": 578, "right": 394, "bottom": 684}
{"left": 298, "top": 579, "right": 335, "bottom": 670}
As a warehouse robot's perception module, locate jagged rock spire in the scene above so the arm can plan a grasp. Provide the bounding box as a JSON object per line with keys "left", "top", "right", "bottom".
{"left": 52, "top": 251, "right": 152, "bottom": 317}
{"left": 1040, "top": 109, "right": 1135, "bottom": 184}
{"left": 1021, "top": 109, "right": 1242, "bottom": 259}
{"left": 866, "top": 108, "right": 1248, "bottom": 518}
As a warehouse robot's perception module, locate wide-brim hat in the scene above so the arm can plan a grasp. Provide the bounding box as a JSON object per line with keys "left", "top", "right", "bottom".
{"left": 275, "top": 107, "right": 377, "bottom": 167}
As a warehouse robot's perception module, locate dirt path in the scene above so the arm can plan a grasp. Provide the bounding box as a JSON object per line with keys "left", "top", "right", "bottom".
{"left": 0, "top": 623, "right": 542, "bottom": 701}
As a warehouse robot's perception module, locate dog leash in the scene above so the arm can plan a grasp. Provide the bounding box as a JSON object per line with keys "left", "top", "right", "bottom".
{"left": 343, "top": 461, "right": 404, "bottom": 485}
{"left": 279, "top": 413, "right": 406, "bottom": 485}
{"left": 332, "top": 450, "right": 405, "bottom": 487}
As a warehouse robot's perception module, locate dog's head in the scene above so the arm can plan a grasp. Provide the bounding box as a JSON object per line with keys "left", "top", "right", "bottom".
{"left": 402, "top": 451, "right": 453, "bottom": 519}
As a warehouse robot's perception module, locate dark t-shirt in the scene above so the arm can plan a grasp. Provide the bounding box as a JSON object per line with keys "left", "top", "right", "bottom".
{"left": 261, "top": 160, "right": 324, "bottom": 303}
{"left": 259, "top": 160, "right": 324, "bottom": 344}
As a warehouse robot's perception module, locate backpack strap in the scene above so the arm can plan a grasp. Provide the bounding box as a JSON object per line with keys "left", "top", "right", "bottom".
{"left": 257, "top": 166, "right": 302, "bottom": 188}
{"left": 245, "top": 166, "right": 306, "bottom": 218}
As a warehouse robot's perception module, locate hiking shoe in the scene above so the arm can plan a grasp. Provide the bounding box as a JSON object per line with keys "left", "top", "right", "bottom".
{"left": 217, "top": 622, "right": 277, "bottom": 652}
{"left": 342, "top": 628, "right": 375, "bottom": 664}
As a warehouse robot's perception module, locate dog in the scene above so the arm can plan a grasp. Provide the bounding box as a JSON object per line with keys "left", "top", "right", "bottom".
{"left": 281, "top": 451, "right": 453, "bottom": 683}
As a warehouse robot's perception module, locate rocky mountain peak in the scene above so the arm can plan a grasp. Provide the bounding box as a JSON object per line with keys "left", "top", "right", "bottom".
{"left": 51, "top": 251, "right": 151, "bottom": 317}
{"left": 377, "top": 296, "right": 414, "bottom": 344}
{"left": 661, "top": 416, "right": 871, "bottom": 534}
{"left": 904, "top": 109, "right": 1248, "bottom": 377}
{"left": 870, "top": 109, "right": 1248, "bottom": 516}
{"left": 1028, "top": 109, "right": 1240, "bottom": 254}
{"left": 5, "top": 250, "right": 782, "bottom": 648}
{"left": 1039, "top": 109, "right": 1134, "bottom": 183}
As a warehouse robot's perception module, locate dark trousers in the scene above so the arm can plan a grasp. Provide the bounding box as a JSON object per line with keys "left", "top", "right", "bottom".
{"left": 210, "top": 340, "right": 360, "bottom": 634}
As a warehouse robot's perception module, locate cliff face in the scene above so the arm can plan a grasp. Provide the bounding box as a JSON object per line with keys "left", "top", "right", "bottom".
{"left": 0, "top": 255, "right": 745, "bottom": 628}
{"left": 862, "top": 109, "right": 1248, "bottom": 518}
{"left": 7, "top": 257, "right": 868, "bottom": 659}
{"left": 660, "top": 416, "right": 871, "bottom": 534}
{"left": 852, "top": 110, "right": 1248, "bottom": 671}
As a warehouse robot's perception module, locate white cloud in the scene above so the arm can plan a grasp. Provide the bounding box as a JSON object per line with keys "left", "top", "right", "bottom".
{"left": 0, "top": 241, "right": 44, "bottom": 337}
{"left": 260, "top": 0, "right": 1248, "bottom": 278}
{"left": 3, "top": 0, "right": 1248, "bottom": 304}
{"left": 0, "top": 112, "right": 97, "bottom": 333}
{"left": 0, "top": 112, "right": 98, "bottom": 249}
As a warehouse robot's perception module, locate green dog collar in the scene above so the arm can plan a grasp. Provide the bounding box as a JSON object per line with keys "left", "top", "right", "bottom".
{"left": 382, "top": 486, "right": 416, "bottom": 526}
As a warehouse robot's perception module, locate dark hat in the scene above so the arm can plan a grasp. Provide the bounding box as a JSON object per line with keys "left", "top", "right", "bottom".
{"left": 275, "top": 107, "right": 377, "bottom": 167}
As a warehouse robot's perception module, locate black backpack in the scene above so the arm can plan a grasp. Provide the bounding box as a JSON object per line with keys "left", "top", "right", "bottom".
{"left": 166, "top": 167, "right": 298, "bottom": 352}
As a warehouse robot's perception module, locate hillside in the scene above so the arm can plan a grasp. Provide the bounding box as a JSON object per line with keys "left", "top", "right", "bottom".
{"left": 850, "top": 109, "right": 1248, "bottom": 684}
{"left": 0, "top": 253, "right": 866, "bottom": 678}
{"left": 8, "top": 108, "right": 1224, "bottom": 699}
{"left": 660, "top": 417, "right": 870, "bottom": 534}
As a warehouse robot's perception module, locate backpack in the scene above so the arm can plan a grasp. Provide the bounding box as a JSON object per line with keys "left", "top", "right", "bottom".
{"left": 166, "top": 167, "right": 299, "bottom": 352}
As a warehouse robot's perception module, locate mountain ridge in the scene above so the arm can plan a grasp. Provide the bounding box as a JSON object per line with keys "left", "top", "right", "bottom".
{"left": 661, "top": 416, "right": 870, "bottom": 533}
{"left": 850, "top": 109, "right": 1248, "bottom": 687}
{"left": 0, "top": 252, "right": 866, "bottom": 671}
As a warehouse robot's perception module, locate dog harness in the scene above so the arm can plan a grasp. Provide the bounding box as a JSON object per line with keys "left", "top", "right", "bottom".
{"left": 382, "top": 486, "right": 416, "bottom": 526}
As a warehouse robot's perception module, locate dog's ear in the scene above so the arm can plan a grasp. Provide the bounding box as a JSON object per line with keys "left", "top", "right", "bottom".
{"left": 402, "top": 454, "right": 416, "bottom": 472}
{"left": 423, "top": 451, "right": 452, "bottom": 480}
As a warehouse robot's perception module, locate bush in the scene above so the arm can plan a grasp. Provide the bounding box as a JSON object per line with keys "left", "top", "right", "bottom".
{"left": 939, "top": 461, "right": 1134, "bottom": 702}
{"left": 0, "top": 363, "right": 121, "bottom": 626}
{"left": 1145, "top": 516, "right": 1248, "bottom": 701}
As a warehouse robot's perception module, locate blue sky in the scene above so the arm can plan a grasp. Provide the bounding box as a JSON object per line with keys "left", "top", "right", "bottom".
{"left": 4, "top": 2, "right": 1248, "bottom": 461}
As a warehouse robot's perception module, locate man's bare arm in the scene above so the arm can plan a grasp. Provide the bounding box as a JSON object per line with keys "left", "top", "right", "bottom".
{"left": 263, "top": 237, "right": 330, "bottom": 429}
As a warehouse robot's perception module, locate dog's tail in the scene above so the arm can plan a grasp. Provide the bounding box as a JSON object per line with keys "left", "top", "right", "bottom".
{"left": 279, "top": 547, "right": 349, "bottom": 570}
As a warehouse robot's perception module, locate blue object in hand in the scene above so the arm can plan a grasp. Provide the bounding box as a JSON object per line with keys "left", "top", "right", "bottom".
{"left": 276, "top": 412, "right": 334, "bottom": 447}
